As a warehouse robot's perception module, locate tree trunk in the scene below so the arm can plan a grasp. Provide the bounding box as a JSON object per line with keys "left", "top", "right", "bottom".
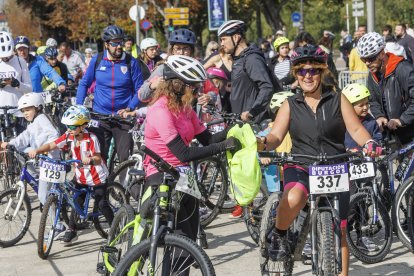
{"left": 261, "top": 0, "right": 287, "bottom": 33}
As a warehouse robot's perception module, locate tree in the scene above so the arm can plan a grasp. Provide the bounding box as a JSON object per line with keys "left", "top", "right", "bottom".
{"left": 5, "top": 0, "right": 41, "bottom": 40}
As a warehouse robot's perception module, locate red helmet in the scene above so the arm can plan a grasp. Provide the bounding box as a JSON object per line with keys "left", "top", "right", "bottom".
{"left": 206, "top": 67, "right": 228, "bottom": 81}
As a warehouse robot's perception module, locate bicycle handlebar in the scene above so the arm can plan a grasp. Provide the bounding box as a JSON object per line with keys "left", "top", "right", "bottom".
{"left": 141, "top": 145, "right": 180, "bottom": 180}
{"left": 0, "top": 106, "right": 18, "bottom": 111}
{"left": 38, "top": 154, "right": 81, "bottom": 165}
{"left": 90, "top": 112, "right": 135, "bottom": 126}
{"left": 258, "top": 151, "right": 365, "bottom": 165}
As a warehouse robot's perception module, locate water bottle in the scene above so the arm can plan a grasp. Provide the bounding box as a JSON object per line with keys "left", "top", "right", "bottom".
{"left": 395, "top": 156, "right": 410, "bottom": 181}
{"left": 264, "top": 165, "right": 281, "bottom": 192}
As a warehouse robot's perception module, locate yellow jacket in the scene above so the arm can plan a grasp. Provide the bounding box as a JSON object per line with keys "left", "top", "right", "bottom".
{"left": 349, "top": 48, "right": 368, "bottom": 80}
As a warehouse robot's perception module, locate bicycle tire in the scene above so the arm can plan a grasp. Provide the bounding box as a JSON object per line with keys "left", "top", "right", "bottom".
{"left": 94, "top": 182, "right": 128, "bottom": 239}
{"left": 105, "top": 204, "right": 136, "bottom": 274}
{"left": 108, "top": 159, "right": 138, "bottom": 184}
{"left": 258, "top": 192, "right": 292, "bottom": 276}
{"left": 245, "top": 184, "right": 269, "bottom": 245}
{"left": 392, "top": 176, "right": 414, "bottom": 251}
{"left": 317, "top": 211, "right": 335, "bottom": 275}
{"left": 113, "top": 233, "right": 216, "bottom": 276}
{"left": 0, "top": 188, "right": 32, "bottom": 247}
{"left": 346, "top": 192, "right": 392, "bottom": 264}
{"left": 197, "top": 157, "right": 229, "bottom": 227}
{"left": 37, "top": 195, "right": 58, "bottom": 259}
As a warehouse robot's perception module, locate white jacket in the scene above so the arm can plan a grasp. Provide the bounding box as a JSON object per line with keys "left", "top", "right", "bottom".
{"left": 0, "top": 55, "right": 32, "bottom": 116}
{"left": 9, "top": 113, "right": 60, "bottom": 159}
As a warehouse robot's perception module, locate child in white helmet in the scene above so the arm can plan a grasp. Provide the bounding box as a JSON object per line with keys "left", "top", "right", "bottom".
{"left": 1, "top": 93, "right": 60, "bottom": 205}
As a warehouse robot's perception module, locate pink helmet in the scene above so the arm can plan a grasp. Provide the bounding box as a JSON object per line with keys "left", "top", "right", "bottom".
{"left": 206, "top": 67, "right": 228, "bottom": 81}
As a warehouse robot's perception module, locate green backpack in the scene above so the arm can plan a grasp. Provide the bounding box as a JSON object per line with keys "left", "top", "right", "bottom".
{"left": 226, "top": 124, "right": 262, "bottom": 206}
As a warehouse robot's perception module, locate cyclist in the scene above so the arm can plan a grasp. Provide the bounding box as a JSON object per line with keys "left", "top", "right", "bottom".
{"left": 1, "top": 93, "right": 59, "bottom": 206}
{"left": 59, "top": 41, "right": 86, "bottom": 82}
{"left": 42, "top": 47, "right": 69, "bottom": 91}
{"left": 139, "top": 37, "right": 162, "bottom": 73}
{"left": 37, "top": 37, "right": 58, "bottom": 56}
{"left": 0, "top": 32, "right": 32, "bottom": 119}
{"left": 269, "top": 36, "right": 296, "bottom": 90}
{"left": 144, "top": 55, "right": 240, "bottom": 241}
{"left": 29, "top": 105, "right": 114, "bottom": 244}
{"left": 123, "top": 35, "right": 138, "bottom": 58}
{"left": 138, "top": 28, "right": 197, "bottom": 102}
{"left": 14, "top": 36, "right": 66, "bottom": 93}
{"left": 357, "top": 32, "right": 414, "bottom": 144}
{"left": 258, "top": 45, "right": 381, "bottom": 276}
{"left": 218, "top": 20, "right": 277, "bottom": 123}
{"left": 76, "top": 25, "right": 144, "bottom": 166}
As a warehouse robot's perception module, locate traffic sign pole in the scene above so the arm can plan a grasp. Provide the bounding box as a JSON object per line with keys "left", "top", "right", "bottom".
{"left": 136, "top": 0, "right": 139, "bottom": 51}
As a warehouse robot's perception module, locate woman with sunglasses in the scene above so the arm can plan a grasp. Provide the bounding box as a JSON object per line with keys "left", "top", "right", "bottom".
{"left": 258, "top": 45, "right": 381, "bottom": 276}
{"left": 144, "top": 55, "right": 240, "bottom": 242}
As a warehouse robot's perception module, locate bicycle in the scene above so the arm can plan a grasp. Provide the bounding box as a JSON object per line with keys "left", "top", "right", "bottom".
{"left": 37, "top": 155, "right": 127, "bottom": 259}
{"left": 258, "top": 151, "right": 365, "bottom": 276}
{"left": 98, "top": 146, "right": 215, "bottom": 276}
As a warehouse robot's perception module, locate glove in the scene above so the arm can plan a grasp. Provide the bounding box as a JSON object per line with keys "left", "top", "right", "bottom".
{"left": 10, "top": 77, "right": 19, "bottom": 88}
{"left": 0, "top": 79, "right": 6, "bottom": 88}
{"left": 363, "top": 140, "right": 382, "bottom": 156}
{"left": 224, "top": 137, "right": 242, "bottom": 155}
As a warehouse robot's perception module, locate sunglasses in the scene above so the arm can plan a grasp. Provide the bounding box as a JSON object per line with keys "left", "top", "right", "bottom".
{"left": 361, "top": 53, "right": 379, "bottom": 63}
{"left": 186, "top": 84, "right": 200, "bottom": 94}
{"left": 297, "top": 68, "right": 322, "bottom": 77}
{"left": 107, "top": 41, "right": 124, "bottom": 47}
{"left": 66, "top": 125, "right": 79, "bottom": 130}
{"left": 211, "top": 48, "right": 218, "bottom": 52}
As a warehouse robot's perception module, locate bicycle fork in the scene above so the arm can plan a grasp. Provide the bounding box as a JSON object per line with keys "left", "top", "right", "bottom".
{"left": 4, "top": 181, "right": 25, "bottom": 219}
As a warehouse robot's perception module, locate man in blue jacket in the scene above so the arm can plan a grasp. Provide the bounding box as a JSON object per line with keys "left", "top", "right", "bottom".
{"left": 76, "top": 25, "right": 144, "bottom": 166}
{"left": 14, "top": 36, "right": 66, "bottom": 93}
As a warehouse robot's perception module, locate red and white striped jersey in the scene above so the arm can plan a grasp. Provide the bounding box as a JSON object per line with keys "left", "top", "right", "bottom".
{"left": 54, "top": 130, "right": 108, "bottom": 186}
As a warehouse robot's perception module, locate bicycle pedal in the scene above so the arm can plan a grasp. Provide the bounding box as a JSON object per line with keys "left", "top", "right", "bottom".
{"left": 100, "top": 245, "right": 118, "bottom": 254}
{"left": 96, "top": 262, "right": 106, "bottom": 274}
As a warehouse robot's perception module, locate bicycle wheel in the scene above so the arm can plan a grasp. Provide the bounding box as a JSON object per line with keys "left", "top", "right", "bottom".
{"left": 346, "top": 192, "right": 392, "bottom": 263}
{"left": 245, "top": 184, "right": 269, "bottom": 245}
{"left": 197, "top": 157, "right": 229, "bottom": 227}
{"left": 0, "top": 188, "right": 32, "bottom": 247}
{"left": 108, "top": 159, "right": 139, "bottom": 185}
{"left": 259, "top": 192, "right": 292, "bottom": 276}
{"left": 113, "top": 233, "right": 215, "bottom": 276}
{"left": 392, "top": 176, "right": 414, "bottom": 251}
{"left": 37, "top": 195, "right": 59, "bottom": 259}
{"left": 316, "top": 211, "right": 335, "bottom": 275}
{"left": 0, "top": 150, "right": 22, "bottom": 191}
{"left": 94, "top": 182, "right": 128, "bottom": 239}
{"left": 105, "top": 204, "right": 136, "bottom": 274}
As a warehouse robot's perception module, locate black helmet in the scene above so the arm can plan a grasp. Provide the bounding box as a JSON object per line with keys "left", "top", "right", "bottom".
{"left": 290, "top": 44, "right": 327, "bottom": 66}
{"left": 101, "top": 25, "right": 125, "bottom": 42}
{"left": 44, "top": 47, "right": 58, "bottom": 58}
{"left": 168, "top": 29, "right": 196, "bottom": 45}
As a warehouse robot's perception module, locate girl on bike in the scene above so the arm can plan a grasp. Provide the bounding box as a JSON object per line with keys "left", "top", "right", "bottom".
{"left": 29, "top": 105, "right": 114, "bottom": 244}
{"left": 144, "top": 55, "right": 240, "bottom": 242}
{"left": 258, "top": 45, "right": 381, "bottom": 276}
{"left": 1, "top": 93, "right": 60, "bottom": 205}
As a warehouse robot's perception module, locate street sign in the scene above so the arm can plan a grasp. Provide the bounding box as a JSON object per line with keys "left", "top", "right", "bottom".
{"left": 293, "top": 22, "right": 301, "bottom": 28}
{"left": 353, "top": 2, "right": 364, "bottom": 9}
{"left": 352, "top": 10, "right": 364, "bottom": 17}
{"left": 164, "top": 19, "right": 190, "bottom": 26}
{"left": 164, "top": 7, "right": 189, "bottom": 13}
{"left": 291, "top": 12, "right": 301, "bottom": 23}
{"left": 129, "top": 5, "right": 145, "bottom": 21}
{"left": 165, "top": 13, "right": 189, "bottom": 19}
{"left": 140, "top": 19, "right": 152, "bottom": 31}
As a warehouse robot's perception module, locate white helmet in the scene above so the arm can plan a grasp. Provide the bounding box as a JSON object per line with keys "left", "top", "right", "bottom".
{"left": 18, "top": 93, "right": 45, "bottom": 110}
{"left": 46, "top": 38, "right": 58, "bottom": 47}
{"left": 218, "top": 20, "right": 246, "bottom": 37}
{"left": 140, "top": 38, "right": 158, "bottom": 50}
{"left": 0, "top": 32, "right": 14, "bottom": 58}
{"left": 357, "top": 32, "right": 385, "bottom": 58}
{"left": 164, "top": 55, "right": 207, "bottom": 83}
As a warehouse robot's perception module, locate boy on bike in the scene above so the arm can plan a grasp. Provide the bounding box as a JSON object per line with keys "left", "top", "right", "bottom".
{"left": 29, "top": 105, "right": 114, "bottom": 244}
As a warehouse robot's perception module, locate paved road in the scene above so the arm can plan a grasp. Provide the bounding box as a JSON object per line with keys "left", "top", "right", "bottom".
{"left": 1, "top": 195, "right": 414, "bottom": 275}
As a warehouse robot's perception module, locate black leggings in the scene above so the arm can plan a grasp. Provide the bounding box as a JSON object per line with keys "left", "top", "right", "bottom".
{"left": 69, "top": 183, "right": 114, "bottom": 231}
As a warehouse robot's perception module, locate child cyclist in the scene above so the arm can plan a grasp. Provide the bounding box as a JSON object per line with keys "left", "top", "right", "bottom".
{"left": 1, "top": 93, "right": 60, "bottom": 206}
{"left": 29, "top": 105, "right": 114, "bottom": 244}
{"left": 342, "top": 83, "right": 382, "bottom": 148}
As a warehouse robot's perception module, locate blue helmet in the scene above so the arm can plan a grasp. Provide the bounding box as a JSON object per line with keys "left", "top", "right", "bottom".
{"left": 101, "top": 25, "right": 124, "bottom": 42}
{"left": 44, "top": 47, "right": 58, "bottom": 58}
{"left": 14, "top": 36, "right": 30, "bottom": 49}
{"left": 168, "top": 29, "right": 195, "bottom": 46}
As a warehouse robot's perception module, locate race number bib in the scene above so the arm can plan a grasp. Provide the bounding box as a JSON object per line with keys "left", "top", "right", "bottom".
{"left": 309, "top": 163, "right": 349, "bottom": 194}
{"left": 175, "top": 167, "right": 202, "bottom": 199}
{"left": 39, "top": 160, "right": 66, "bottom": 183}
{"left": 349, "top": 162, "right": 375, "bottom": 180}
{"left": 40, "top": 91, "right": 52, "bottom": 104}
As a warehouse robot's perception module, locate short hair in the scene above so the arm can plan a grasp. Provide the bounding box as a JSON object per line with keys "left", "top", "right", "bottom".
{"left": 397, "top": 23, "right": 407, "bottom": 32}
{"left": 383, "top": 24, "right": 392, "bottom": 33}
{"left": 294, "top": 32, "right": 316, "bottom": 49}
{"left": 59, "top": 42, "right": 69, "bottom": 49}
{"left": 124, "top": 36, "right": 134, "bottom": 43}
{"left": 359, "top": 25, "right": 367, "bottom": 30}
{"left": 384, "top": 34, "right": 396, "bottom": 43}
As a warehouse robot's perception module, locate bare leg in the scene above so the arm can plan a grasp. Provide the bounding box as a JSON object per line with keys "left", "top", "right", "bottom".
{"left": 275, "top": 186, "right": 307, "bottom": 230}
{"left": 339, "top": 227, "right": 349, "bottom": 276}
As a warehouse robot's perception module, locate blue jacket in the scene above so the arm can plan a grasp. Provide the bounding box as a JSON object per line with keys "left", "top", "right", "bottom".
{"left": 29, "top": 55, "right": 66, "bottom": 92}
{"left": 345, "top": 114, "right": 382, "bottom": 149}
{"left": 76, "top": 51, "right": 143, "bottom": 114}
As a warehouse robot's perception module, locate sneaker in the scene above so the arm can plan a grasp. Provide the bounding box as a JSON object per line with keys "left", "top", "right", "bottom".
{"left": 268, "top": 230, "right": 289, "bottom": 261}
{"left": 61, "top": 230, "right": 78, "bottom": 244}
{"left": 357, "top": 236, "right": 380, "bottom": 252}
{"left": 54, "top": 223, "right": 66, "bottom": 241}
{"left": 229, "top": 205, "right": 243, "bottom": 218}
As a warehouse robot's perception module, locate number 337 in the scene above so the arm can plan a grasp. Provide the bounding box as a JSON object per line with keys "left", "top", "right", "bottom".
{"left": 317, "top": 175, "right": 341, "bottom": 188}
